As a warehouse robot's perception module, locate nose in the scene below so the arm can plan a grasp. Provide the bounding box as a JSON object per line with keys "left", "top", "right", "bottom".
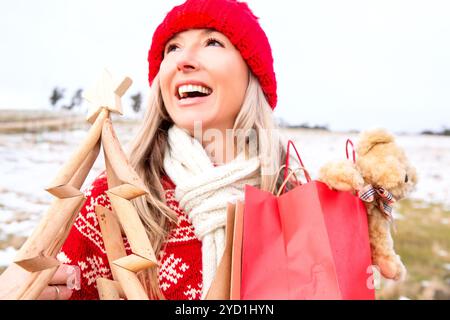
{"left": 176, "top": 49, "right": 200, "bottom": 73}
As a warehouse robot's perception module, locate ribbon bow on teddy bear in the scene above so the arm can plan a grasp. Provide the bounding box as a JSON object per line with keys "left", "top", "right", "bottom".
{"left": 359, "top": 185, "right": 396, "bottom": 221}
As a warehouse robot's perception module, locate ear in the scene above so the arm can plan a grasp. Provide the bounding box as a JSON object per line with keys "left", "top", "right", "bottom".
{"left": 356, "top": 128, "right": 395, "bottom": 156}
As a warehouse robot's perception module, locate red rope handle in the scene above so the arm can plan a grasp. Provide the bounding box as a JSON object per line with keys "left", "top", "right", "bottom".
{"left": 283, "top": 140, "right": 311, "bottom": 194}
{"left": 346, "top": 139, "right": 356, "bottom": 164}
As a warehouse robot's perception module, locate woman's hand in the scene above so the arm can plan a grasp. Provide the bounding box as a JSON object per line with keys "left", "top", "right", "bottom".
{"left": 37, "top": 264, "right": 77, "bottom": 300}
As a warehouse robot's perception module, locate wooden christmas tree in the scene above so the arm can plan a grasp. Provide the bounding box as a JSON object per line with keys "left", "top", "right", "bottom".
{"left": 0, "top": 69, "right": 157, "bottom": 300}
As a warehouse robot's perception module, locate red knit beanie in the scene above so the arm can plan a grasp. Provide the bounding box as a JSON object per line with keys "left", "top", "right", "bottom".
{"left": 148, "top": 0, "right": 277, "bottom": 109}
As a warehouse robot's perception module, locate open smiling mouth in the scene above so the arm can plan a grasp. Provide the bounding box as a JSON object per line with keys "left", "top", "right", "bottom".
{"left": 176, "top": 84, "right": 213, "bottom": 101}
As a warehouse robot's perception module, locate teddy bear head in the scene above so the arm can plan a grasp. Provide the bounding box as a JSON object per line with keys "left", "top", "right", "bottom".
{"left": 356, "top": 128, "right": 418, "bottom": 200}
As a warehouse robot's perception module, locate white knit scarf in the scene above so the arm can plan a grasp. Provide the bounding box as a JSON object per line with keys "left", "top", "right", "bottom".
{"left": 163, "top": 125, "right": 260, "bottom": 299}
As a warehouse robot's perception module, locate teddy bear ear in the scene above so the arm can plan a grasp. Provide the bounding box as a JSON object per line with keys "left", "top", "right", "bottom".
{"left": 356, "top": 128, "right": 395, "bottom": 156}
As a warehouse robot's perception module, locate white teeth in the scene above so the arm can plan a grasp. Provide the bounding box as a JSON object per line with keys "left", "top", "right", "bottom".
{"left": 178, "top": 84, "right": 212, "bottom": 98}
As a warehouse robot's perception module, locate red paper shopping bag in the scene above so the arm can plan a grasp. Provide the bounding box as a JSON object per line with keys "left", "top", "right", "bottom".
{"left": 241, "top": 185, "right": 290, "bottom": 299}
{"left": 276, "top": 180, "right": 375, "bottom": 300}
{"left": 241, "top": 140, "right": 375, "bottom": 300}
{"left": 313, "top": 182, "right": 375, "bottom": 299}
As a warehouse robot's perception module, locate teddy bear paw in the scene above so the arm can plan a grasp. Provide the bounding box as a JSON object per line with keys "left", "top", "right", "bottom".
{"left": 318, "top": 160, "right": 364, "bottom": 192}
{"left": 377, "top": 255, "right": 407, "bottom": 281}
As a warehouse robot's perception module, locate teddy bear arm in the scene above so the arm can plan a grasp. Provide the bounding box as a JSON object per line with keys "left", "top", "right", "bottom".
{"left": 318, "top": 161, "right": 364, "bottom": 192}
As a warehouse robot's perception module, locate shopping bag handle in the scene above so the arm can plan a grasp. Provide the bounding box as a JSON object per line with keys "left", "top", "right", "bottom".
{"left": 285, "top": 140, "right": 306, "bottom": 171}
{"left": 271, "top": 164, "right": 300, "bottom": 195}
{"left": 277, "top": 167, "right": 310, "bottom": 197}
{"left": 283, "top": 140, "right": 311, "bottom": 194}
{"left": 346, "top": 139, "right": 356, "bottom": 163}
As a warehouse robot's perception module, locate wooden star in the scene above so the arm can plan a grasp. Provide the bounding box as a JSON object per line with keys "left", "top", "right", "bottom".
{"left": 83, "top": 68, "right": 133, "bottom": 123}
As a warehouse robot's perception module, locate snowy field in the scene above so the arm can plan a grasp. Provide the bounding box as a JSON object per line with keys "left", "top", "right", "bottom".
{"left": 0, "top": 123, "right": 449, "bottom": 267}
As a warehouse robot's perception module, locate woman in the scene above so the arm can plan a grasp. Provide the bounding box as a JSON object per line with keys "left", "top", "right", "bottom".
{"left": 41, "top": 0, "right": 292, "bottom": 300}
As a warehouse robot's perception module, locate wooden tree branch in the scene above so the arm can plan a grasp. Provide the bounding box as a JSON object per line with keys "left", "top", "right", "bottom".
{"left": 111, "top": 265, "right": 149, "bottom": 300}
{"left": 95, "top": 197, "right": 149, "bottom": 299}
{"left": 19, "top": 267, "right": 60, "bottom": 300}
{"left": 101, "top": 119, "right": 157, "bottom": 274}
{"left": 0, "top": 264, "right": 59, "bottom": 300}
{"left": 68, "top": 140, "right": 101, "bottom": 189}
{"left": 14, "top": 195, "right": 86, "bottom": 272}
{"left": 106, "top": 192, "right": 156, "bottom": 269}
{"left": 95, "top": 205, "right": 127, "bottom": 279}
{"left": 46, "top": 109, "right": 108, "bottom": 198}
{"left": 101, "top": 119, "right": 149, "bottom": 198}
{"left": 96, "top": 278, "right": 124, "bottom": 300}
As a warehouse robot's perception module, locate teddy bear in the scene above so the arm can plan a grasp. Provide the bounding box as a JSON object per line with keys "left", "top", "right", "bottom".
{"left": 318, "top": 128, "right": 418, "bottom": 281}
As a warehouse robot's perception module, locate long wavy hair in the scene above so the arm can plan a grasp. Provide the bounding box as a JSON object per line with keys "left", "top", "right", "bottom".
{"left": 127, "top": 71, "right": 293, "bottom": 299}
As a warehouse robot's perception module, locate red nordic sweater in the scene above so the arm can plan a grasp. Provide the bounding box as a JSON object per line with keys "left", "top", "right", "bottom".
{"left": 58, "top": 171, "right": 203, "bottom": 300}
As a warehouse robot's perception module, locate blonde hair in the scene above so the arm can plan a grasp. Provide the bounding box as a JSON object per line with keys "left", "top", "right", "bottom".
{"left": 127, "top": 71, "right": 291, "bottom": 299}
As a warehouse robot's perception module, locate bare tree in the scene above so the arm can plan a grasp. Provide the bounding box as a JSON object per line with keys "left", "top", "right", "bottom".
{"left": 49, "top": 87, "right": 65, "bottom": 107}
{"left": 71, "top": 89, "right": 83, "bottom": 108}
{"left": 130, "top": 92, "right": 142, "bottom": 113}
{"left": 62, "top": 89, "right": 83, "bottom": 110}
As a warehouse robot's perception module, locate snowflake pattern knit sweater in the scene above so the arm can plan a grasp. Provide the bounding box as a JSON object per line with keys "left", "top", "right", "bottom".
{"left": 58, "top": 171, "right": 203, "bottom": 300}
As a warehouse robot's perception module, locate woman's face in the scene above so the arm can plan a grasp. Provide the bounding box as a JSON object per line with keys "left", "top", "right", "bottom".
{"left": 159, "top": 29, "right": 249, "bottom": 134}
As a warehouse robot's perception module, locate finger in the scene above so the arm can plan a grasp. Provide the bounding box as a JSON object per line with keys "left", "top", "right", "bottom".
{"left": 57, "top": 285, "right": 74, "bottom": 300}
{"left": 37, "top": 285, "right": 73, "bottom": 300}
{"left": 37, "top": 286, "right": 56, "bottom": 300}
{"left": 49, "top": 264, "right": 75, "bottom": 285}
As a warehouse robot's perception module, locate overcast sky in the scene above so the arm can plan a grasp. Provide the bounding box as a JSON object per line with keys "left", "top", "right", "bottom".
{"left": 1, "top": 0, "right": 449, "bottom": 133}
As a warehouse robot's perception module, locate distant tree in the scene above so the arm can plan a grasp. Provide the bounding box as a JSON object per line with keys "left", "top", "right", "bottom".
{"left": 130, "top": 92, "right": 142, "bottom": 113}
{"left": 62, "top": 89, "right": 83, "bottom": 110}
{"left": 275, "top": 117, "right": 289, "bottom": 128}
{"left": 422, "top": 127, "right": 450, "bottom": 136}
{"left": 284, "top": 122, "right": 329, "bottom": 131}
{"left": 71, "top": 89, "right": 83, "bottom": 108}
{"left": 49, "top": 87, "right": 65, "bottom": 107}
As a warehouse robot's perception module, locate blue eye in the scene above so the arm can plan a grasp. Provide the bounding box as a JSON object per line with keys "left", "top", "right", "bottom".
{"left": 206, "top": 38, "right": 224, "bottom": 47}
{"left": 166, "top": 44, "right": 179, "bottom": 54}
{"left": 165, "top": 38, "right": 224, "bottom": 55}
